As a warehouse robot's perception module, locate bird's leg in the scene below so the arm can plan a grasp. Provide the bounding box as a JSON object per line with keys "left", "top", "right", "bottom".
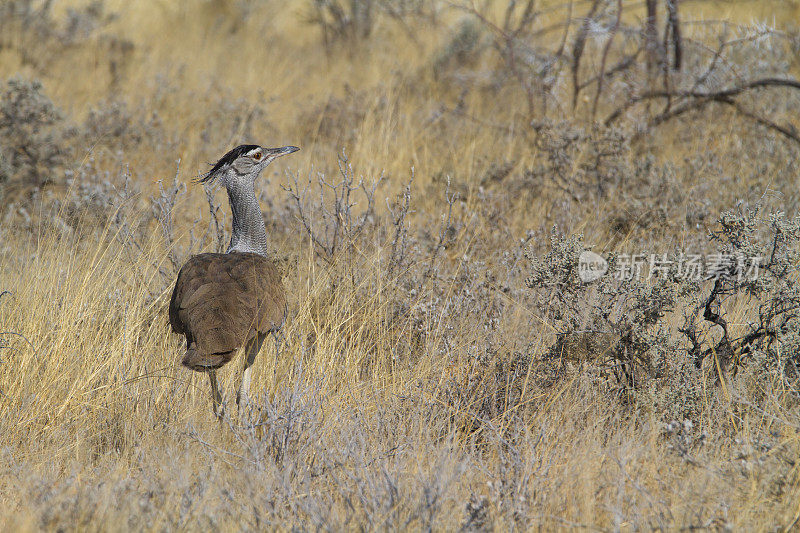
{"left": 237, "top": 332, "right": 267, "bottom": 417}
{"left": 208, "top": 369, "right": 223, "bottom": 418}
{"left": 272, "top": 330, "right": 284, "bottom": 382}
{"left": 238, "top": 366, "right": 253, "bottom": 414}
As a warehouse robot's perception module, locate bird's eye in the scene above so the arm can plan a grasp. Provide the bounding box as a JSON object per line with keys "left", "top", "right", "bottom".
{"left": 253, "top": 152, "right": 262, "bottom": 160}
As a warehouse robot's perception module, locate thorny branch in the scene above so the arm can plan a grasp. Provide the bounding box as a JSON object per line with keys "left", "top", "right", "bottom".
{"left": 679, "top": 209, "right": 800, "bottom": 382}
{"left": 456, "top": 0, "right": 799, "bottom": 143}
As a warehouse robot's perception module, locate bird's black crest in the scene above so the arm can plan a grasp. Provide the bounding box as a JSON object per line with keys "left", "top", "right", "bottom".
{"left": 197, "top": 144, "right": 260, "bottom": 183}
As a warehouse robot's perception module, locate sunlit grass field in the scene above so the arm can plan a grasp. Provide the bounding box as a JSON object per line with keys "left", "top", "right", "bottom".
{"left": 1, "top": 0, "right": 800, "bottom": 529}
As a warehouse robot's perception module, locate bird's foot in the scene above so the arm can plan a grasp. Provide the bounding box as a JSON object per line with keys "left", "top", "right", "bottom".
{"left": 211, "top": 396, "right": 228, "bottom": 420}
{"left": 236, "top": 390, "right": 252, "bottom": 421}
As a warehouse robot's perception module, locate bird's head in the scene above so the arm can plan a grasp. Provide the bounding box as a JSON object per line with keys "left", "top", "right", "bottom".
{"left": 198, "top": 144, "right": 299, "bottom": 186}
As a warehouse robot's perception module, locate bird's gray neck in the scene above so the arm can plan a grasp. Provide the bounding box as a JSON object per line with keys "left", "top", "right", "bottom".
{"left": 225, "top": 179, "right": 268, "bottom": 256}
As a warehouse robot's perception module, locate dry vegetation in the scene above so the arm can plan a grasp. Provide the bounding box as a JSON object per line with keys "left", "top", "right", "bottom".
{"left": 2, "top": 0, "right": 800, "bottom": 530}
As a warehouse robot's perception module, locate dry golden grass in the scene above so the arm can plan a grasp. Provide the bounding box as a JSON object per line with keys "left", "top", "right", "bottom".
{"left": 1, "top": 0, "right": 800, "bottom": 530}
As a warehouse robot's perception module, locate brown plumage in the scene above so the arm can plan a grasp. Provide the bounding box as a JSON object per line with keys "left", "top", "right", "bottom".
{"left": 169, "top": 252, "right": 286, "bottom": 371}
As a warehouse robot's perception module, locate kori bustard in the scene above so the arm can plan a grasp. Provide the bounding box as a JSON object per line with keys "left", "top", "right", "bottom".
{"left": 169, "top": 144, "right": 298, "bottom": 417}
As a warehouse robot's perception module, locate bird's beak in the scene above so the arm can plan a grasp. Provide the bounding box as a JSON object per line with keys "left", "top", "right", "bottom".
{"left": 265, "top": 146, "right": 300, "bottom": 158}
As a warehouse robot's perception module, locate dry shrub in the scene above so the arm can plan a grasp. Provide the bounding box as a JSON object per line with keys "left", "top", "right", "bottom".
{"left": 0, "top": 78, "right": 71, "bottom": 194}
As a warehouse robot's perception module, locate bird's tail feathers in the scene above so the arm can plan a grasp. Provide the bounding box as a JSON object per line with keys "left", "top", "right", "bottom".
{"left": 181, "top": 345, "right": 234, "bottom": 371}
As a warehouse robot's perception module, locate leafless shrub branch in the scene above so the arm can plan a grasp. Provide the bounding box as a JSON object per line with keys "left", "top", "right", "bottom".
{"left": 150, "top": 160, "right": 186, "bottom": 276}
{"left": 282, "top": 150, "right": 383, "bottom": 264}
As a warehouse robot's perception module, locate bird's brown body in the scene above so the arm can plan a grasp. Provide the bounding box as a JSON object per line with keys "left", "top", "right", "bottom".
{"left": 169, "top": 252, "right": 286, "bottom": 371}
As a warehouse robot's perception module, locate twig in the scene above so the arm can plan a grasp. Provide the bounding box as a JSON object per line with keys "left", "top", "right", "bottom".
{"left": 606, "top": 77, "right": 800, "bottom": 125}
{"left": 591, "top": 0, "right": 622, "bottom": 120}
{"left": 571, "top": 0, "right": 602, "bottom": 109}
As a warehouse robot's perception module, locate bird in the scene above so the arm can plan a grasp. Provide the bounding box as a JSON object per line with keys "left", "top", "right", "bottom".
{"left": 169, "top": 144, "right": 299, "bottom": 417}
